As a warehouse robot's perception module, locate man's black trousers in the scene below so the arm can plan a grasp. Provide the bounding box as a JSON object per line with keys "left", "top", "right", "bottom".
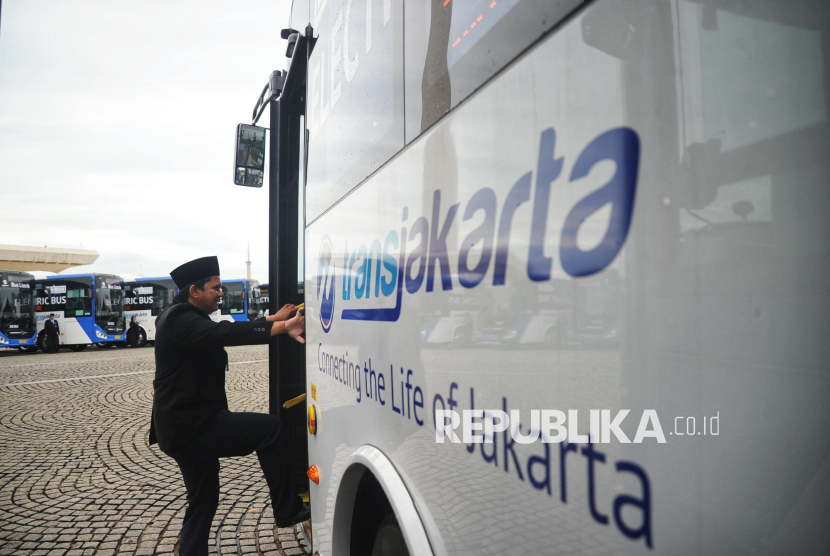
{"left": 46, "top": 332, "right": 59, "bottom": 353}
{"left": 166, "top": 410, "right": 301, "bottom": 556}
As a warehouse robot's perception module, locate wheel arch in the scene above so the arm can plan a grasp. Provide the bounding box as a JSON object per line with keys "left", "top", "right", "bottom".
{"left": 331, "top": 445, "right": 434, "bottom": 556}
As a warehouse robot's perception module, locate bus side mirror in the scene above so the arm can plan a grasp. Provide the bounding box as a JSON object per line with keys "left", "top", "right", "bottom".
{"left": 234, "top": 123, "right": 267, "bottom": 188}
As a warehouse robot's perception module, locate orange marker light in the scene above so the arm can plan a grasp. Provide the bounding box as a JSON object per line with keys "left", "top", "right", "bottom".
{"left": 307, "top": 465, "right": 320, "bottom": 485}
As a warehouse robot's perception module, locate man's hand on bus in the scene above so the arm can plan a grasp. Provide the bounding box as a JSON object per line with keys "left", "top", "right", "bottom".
{"left": 268, "top": 304, "right": 297, "bottom": 322}
{"left": 284, "top": 307, "right": 305, "bottom": 344}
{"left": 269, "top": 307, "right": 305, "bottom": 343}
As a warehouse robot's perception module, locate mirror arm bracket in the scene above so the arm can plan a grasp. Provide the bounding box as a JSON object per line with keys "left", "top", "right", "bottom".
{"left": 252, "top": 71, "right": 285, "bottom": 125}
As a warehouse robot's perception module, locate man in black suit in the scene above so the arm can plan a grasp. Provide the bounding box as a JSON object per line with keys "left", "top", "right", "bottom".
{"left": 43, "top": 314, "right": 60, "bottom": 353}
{"left": 149, "top": 256, "right": 308, "bottom": 556}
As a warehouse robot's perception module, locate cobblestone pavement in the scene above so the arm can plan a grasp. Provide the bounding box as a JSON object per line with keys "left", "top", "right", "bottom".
{"left": 0, "top": 345, "right": 311, "bottom": 556}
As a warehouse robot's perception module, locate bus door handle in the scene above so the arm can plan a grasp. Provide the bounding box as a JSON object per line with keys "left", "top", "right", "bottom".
{"left": 282, "top": 392, "right": 306, "bottom": 409}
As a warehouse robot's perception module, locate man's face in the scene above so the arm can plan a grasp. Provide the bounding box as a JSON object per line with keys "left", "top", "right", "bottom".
{"left": 190, "top": 276, "right": 223, "bottom": 314}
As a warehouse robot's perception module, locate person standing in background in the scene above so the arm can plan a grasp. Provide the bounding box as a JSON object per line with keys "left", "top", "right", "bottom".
{"left": 43, "top": 313, "right": 60, "bottom": 353}
{"left": 126, "top": 315, "right": 140, "bottom": 348}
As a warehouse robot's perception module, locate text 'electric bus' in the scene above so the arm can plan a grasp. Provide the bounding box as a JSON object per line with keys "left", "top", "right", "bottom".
{"left": 123, "top": 277, "right": 178, "bottom": 347}
{"left": 0, "top": 271, "right": 37, "bottom": 351}
{"left": 34, "top": 273, "right": 126, "bottom": 351}
{"left": 234, "top": 0, "right": 830, "bottom": 554}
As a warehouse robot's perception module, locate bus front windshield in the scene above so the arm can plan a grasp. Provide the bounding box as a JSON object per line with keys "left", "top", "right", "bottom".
{"left": 96, "top": 285, "right": 125, "bottom": 332}
{"left": 221, "top": 282, "right": 246, "bottom": 315}
{"left": 0, "top": 284, "right": 35, "bottom": 332}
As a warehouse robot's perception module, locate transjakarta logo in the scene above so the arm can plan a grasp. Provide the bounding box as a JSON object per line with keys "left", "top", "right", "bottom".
{"left": 316, "top": 127, "right": 639, "bottom": 332}
{"left": 317, "top": 236, "right": 336, "bottom": 332}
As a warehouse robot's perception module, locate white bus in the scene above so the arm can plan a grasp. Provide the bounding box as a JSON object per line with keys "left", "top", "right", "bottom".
{"left": 238, "top": 0, "right": 830, "bottom": 554}
{"left": 34, "top": 273, "right": 126, "bottom": 351}
{"left": 123, "top": 277, "right": 178, "bottom": 347}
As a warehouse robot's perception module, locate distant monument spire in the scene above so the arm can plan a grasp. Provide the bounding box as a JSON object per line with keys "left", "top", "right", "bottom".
{"left": 246, "top": 242, "right": 251, "bottom": 281}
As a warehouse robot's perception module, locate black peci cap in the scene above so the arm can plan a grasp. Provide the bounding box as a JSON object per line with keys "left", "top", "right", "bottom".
{"left": 170, "top": 256, "right": 220, "bottom": 289}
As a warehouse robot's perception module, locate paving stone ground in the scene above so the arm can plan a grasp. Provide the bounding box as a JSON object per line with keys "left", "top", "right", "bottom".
{"left": 0, "top": 345, "right": 311, "bottom": 556}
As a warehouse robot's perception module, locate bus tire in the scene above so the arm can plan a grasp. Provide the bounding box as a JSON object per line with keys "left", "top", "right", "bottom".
{"left": 37, "top": 332, "right": 49, "bottom": 352}
{"left": 371, "top": 514, "right": 409, "bottom": 556}
{"left": 137, "top": 328, "right": 147, "bottom": 348}
{"left": 69, "top": 345, "right": 87, "bottom": 352}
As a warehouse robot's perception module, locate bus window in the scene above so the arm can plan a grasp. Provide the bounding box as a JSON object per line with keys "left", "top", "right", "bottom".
{"left": 66, "top": 282, "right": 92, "bottom": 317}
{"left": 305, "top": 0, "right": 405, "bottom": 222}
{"left": 152, "top": 286, "right": 176, "bottom": 316}
{"left": 221, "top": 283, "right": 246, "bottom": 315}
{"left": 95, "top": 283, "right": 123, "bottom": 325}
{"left": 404, "top": 0, "right": 583, "bottom": 142}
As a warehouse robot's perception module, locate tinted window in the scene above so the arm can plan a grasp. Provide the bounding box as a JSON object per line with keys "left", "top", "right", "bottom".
{"left": 35, "top": 280, "right": 92, "bottom": 316}
{"left": 305, "top": 0, "right": 405, "bottom": 222}
{"left": 66, "top": 283, "right": 93, "bottom": 317}
{"left": 221, "top": 282, "right": 246, "bottom": 315}
{"left": 152, "top": 285, "right": 177, "bottom": 316}
{"left": 0, "top": 278, "right": 35, "bottom": 330}
{"left": 404, "top": 0, "right": 583, "bottom": 143}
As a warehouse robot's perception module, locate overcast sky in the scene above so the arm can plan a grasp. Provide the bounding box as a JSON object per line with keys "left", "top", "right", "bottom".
{"left": 0, "top": 0, "right": 293, "bottom": 282}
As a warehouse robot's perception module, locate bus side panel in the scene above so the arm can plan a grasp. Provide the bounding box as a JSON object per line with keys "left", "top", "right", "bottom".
{"left": 124, "top": 310, "right": 154, "bottom": 341}
{"left": 306, "top": 0, "right": 830, "bottom": 555}
{"left": 36, "top": 312, "right": 93, "bottom": 346}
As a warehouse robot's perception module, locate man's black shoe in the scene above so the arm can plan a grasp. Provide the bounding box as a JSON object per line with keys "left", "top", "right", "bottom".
{"left": 276, "top": 502, "right": 310, "bottom": 528}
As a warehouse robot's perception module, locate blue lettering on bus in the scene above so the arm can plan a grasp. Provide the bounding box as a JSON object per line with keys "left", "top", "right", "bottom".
{"left": 318, "top": 126, "right": 641, "bottom": 332}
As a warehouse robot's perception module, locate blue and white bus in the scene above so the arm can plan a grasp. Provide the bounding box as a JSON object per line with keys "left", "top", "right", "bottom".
{"left": 238, "top": 0, "right": 830, "bottom": 554}
{"left": 209, "top": 278, "right": 260, "bottom": 322}
{"left": 123, "top": 277, "right": 178, "bottom": 347}
{"left": 34, "top": 273, "right": 126, "bottom": 351}
{"left": 0, "top": 270, "right": 38, "bottom": 352}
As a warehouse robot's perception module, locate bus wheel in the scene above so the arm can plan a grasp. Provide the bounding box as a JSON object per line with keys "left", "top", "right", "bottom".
{"left": 371, "top": 514, "right": 409, "bottom": 556}
{"left": 69, "top": 345, "right": 87, "bottom": 352}
{"left": 137, "top": 328, "right": 148, "bottom": 348}
{"left": 37, "top": 333, "right": 49, "bottom": 352}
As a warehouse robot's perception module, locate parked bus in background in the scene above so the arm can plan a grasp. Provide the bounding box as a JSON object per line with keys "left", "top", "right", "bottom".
{"left": 238, "top": 0, "right": 830, "bottom": 554}
{"left": 123, "top": 277, "right": 178, "bottom": 347}
{"left": 209, "top": 278, "right": 259, "bottom": 322}
{"left": 251, "top": 283, "right": 269, "bottom": 319}
{"left": 0, "top": 270, "right": 38, "bottom": 352}
{"left": 34, "top": 274, "right": 126, "bottom": 351}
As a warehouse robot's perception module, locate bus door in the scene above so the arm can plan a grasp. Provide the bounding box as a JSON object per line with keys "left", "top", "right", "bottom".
{"left": 253, "top": 27, "right": 312, "bottom": 503}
